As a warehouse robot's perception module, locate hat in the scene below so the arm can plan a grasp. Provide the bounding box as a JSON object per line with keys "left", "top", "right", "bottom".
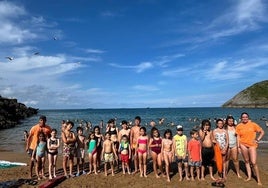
{"left": 176, "top": 125, "right": 183, "bottom": 131}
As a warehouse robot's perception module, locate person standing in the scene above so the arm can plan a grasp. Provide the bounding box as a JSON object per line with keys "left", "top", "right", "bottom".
{"left": 26, "top": 116, "right": 52, "bottom": 179}
{"left": 236, "top": 112, "right": 264, "bottom": 186}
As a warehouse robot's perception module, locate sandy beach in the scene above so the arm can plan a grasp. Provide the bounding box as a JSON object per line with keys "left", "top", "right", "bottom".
{"left": 1, "top": 145, "right": 268, "bottom": 188}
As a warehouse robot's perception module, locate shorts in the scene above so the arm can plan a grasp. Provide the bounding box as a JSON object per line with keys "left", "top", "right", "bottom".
{"left": 76, "top": 148, "right": 85, "bottom": 159}
{"left": 176, "top": 156, "right": 188, "bottom": 163}
{"left": 63, "top": 145, "right": 75, "bottom": 158}
{"left": 189, "top": 161, "right": 201, "bottom": 167}
{"left": 202, "top": 147, "right": 214, "bottom": 167}
{"left": 120, "top": 154, "right": 129, "bottom": 164}
{"left": 104, "top": 153, "right": 114, "bottom": 163}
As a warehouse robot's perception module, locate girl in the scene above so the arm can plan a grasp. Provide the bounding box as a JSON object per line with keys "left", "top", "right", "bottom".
{"left": 119, "top": 135, "right": 131, "bottom": 174}
{"left": 94, "top": 126, "right": 103, "bottom": 173}
{"left": 149, "top": 127, "right": 163, "bottom": 178}
{"left": 224, "top": 115, "right": 241, "bottom": 179}
{"left": 87, "top": 132, "right": 98, "bottom": 175}
{"left": 47, "top": 129, "right": 60, "bottom": 179}
{"left": 162, "top": 129, "right": 174, "bottom": 182}
{"left": 213, "top": 119, "right": 229, "bottom": 180}
{"left": 137, "top": 126, "right": 149, "bottom": 177}
{"left": 32, "top": 131, "right": 47, "bottom": 180}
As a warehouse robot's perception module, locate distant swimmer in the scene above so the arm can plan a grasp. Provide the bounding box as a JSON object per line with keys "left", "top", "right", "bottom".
{"left": 159, "top": 118, "right": 165, "bottom": 125}
{"left": 150, "top": 120, "right": 156, "bottom": 127}
{"left": 266, "top": 121, "right": 268, "bottom": 127}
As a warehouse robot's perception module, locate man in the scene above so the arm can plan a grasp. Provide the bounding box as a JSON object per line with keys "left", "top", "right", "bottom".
{"left": 26, "top": 115, "right": 52, "bottom": 178}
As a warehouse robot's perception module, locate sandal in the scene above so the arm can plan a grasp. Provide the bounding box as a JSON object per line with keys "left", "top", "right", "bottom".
{"left": 211, "top": 181, "right": 225, "bottom": 187}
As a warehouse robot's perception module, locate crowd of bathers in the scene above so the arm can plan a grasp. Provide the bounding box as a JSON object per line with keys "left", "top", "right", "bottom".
{"left": 25, "top": 112, "right": 264, "bottom": 185}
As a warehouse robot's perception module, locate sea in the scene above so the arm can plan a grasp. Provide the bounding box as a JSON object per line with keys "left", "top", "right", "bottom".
{"left": 0, "top": 107, "right": 268, "bottom": 153}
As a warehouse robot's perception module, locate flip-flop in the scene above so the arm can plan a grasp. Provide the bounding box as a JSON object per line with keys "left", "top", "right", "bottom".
{"left": 211, "top": 181, "right": 225, "bottom": 187}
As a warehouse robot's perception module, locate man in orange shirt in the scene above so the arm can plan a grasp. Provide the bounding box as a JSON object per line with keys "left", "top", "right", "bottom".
{"left": 236, "top": 112, "right": 264, "bottom": 186}
{"left": 26, "top": 116, "right": 52, "bottom": 178}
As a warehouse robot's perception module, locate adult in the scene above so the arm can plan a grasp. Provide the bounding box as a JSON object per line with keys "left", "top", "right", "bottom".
{"left": 236, "top": 112, "right": 264, "bottom": 186}
{"left": 26, "top": 115, "right": 52, "bottom": 178}
{"left": 224, "top": 115, "right": 241, "bottom": 178}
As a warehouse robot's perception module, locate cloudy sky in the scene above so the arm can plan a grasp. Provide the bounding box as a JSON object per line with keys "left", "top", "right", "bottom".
{"left": 0, "top": 0, "right": 268, "bottom": 109}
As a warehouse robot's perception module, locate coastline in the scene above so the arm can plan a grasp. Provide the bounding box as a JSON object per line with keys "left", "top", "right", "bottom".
{"left": 1, "top": 148, "right": 268, "bottom": 188}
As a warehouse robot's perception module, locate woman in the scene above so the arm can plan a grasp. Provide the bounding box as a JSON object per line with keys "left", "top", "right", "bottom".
{"left": 224, "top": 115, "right": 241, "bottom": 179}
{"left": 236, "top": 112, "right": 264, "bottom": 185}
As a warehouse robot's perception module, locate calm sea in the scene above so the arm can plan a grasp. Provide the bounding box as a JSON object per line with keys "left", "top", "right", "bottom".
{"left": 0, "top": 107, "right": 267, "bottom": 152}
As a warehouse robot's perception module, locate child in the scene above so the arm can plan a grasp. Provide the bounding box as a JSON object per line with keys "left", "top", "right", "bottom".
{"left": 225, "top": 115, "right": 241, "bottom": 178}
{"left": 62, "top": 121, "right": 76, "bottom": 178}
{"left": 137, "top": 126, "right": 149, "bottom": 177}
{"left": 119, "top": 135, "right": 131, "bottom": 174}
{"left": 199, "top": 119, "right": 215, "bottom": 180}
{"left": 172, "top": 125, "right": 190, "bottom": 181}
{"left": 162, "top": 129, "right": 174, "bottom": 182}
{"left": 188, "top": 129, "right": 202, "bottom": 181}
{"left": 213, "top": 119, "right": 229, "bottom": 180}
{"left": 76, "top": 127, "right": 86, "bottom": 176}
{"left": 32, "top": 131, "right": 47, "bottom": 180}
{"left": 106, "top": 119, "right": 119, "bottom": 169}
{"left": 47, "top": 129, "right": 60, "bottom": 179}
{"left": 149, "top": 127, "right": 164, "bottom": 178}
{"left": 87, "top": 131, "right": 98, "bottom": 175}
{"left": 94, "top": 126, "right": 103, "bottom": 173}
{"left": 102, "top": 132, "right": 118, "bottom": 176}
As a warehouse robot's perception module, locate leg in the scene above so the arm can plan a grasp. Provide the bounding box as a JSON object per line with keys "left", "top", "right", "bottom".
{"left": 249, "top": 147, "right": 262, "bottom": 185}
{"left": 157, "top": 153, "right": 164, "bottom": 177}
{"left": 164, "top": 153, "right": 170, "bottom": 182}
{"left": 230, "top": 147, "right": 241, "bottom": 178}
{"left": 53, "top": 155, "right": 57, "bottom": 177}
{"left": 69, "top": 157, "right": 74, "bottom": 176}
{"left": 190, "top": 166, "right": 194, "bottom": 181}
{"left": 41, "top": 157, "right": 46, "bottom": 179}
{"left": 209, "top": 166, "right": 216, "bottom": 180}
{"left": 196, "top": 167, "right": 201, "bottom": 180}
{"left": 63, "top": 156, "right": 68, "bottom": 177}
{"left": 48, "top": 154, "right": 53, "bottom": 179}
{"left": 240, "top": 144, "right": 251, "bottom": 181}
{"left": 93, "top": 153, "right": 98, "bottom": 174}
{"left": 35, "top": 157, "right": 41, "bottom": 180}
{"left": 111, "top": 161, "right": 115, "bottom": 176}
{"left": 104, "top": 163, "right": 107, "bottom": 176}
{"left": 201, "top": 165, "right": 205, "bottom": 180}
{"left": 76, "top": 158, "right": 80, "bottom": 175}
{"left": 138, "top": 152, "right": 143, "bottom": 177}
{"left": 88, "top": 154, "right": 92, "bottom": 174}
{"left": 151, "top": 152, "right": 159, "bottom": 178}
{"left": 178, "top": 162, "right": 183, "bottom": 181}
{"left": 184, "top": 162, "right": 190, "bottom": 180}
{"left": 143, "top": 153, "right": 147, "bottom": 177}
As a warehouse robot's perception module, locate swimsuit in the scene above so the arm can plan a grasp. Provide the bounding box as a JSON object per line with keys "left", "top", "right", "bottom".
{"left": 88, "top": 140, "right": 97, "bottom": 155}
{"left": 36, "top": 142, "right": 46, "bottom": 158}
{"left": 48, "top": 138, "right": 58, "bottom": 156}
{"left": 228, "top": 130, "right": 237, "bottom": 148}
{"left": 104, "top": 152, "right": 114, "bottom": 163}
{"left": 120, "top": 154, "right": 129, "bottom": 164}
{"left": 151, "top": 138, "right": 162, "bottom": 155}
{"left": 214, "top": 132, "right": 227, "bottom": 150}
{"left": 137, "top": 138, "right": 147, "bottom": 154}
{"left": 109, "top": 128, "right": 117, "bottom": 135}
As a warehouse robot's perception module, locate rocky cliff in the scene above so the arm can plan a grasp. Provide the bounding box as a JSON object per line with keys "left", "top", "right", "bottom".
{"left": 0, "top": 96, "right": 38, "bottom": 129}
{"left": 222, "top": 80, "right": 268, "bottom": 108}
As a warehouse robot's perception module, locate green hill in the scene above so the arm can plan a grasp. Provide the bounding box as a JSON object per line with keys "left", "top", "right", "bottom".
{"left": 222, "top": 80, "right": 268, "bottom": 108}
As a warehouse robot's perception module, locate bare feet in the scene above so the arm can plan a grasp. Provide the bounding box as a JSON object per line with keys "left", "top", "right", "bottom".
{"left": 179, "top": 177, "right": 183, "bottom": 182}
{"left": 140, "top": 174, "right": 143, "bottom": 177}
{"left": 201, "top": 177, "right": 205, "bottom": 181}
{"left": 211, "top": 176, "right": 216, "bottom": 181}
{"left": 245, "top": 178, "right": 251, "bottom": 182}
{"left": 144, "top": 174, "right": 148, "bottom": 178}
{"left": 156, "top": 175, "right": 160, "bottom": 178}
{"left": 257, "top": 182, "right": 262, "bottom": 186}
{"left": 167, "top": 178, "right": 171, "bottom": 182}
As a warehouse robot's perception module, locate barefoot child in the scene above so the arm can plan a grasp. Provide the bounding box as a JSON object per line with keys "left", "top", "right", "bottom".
{"left": 199, "top": 120, "right": 215, "bottom": 180}
{"left": 162, "top": 129, "right": 174, "bottom": 182}
{"left": 188, "top": 129, "right": 202, "bottom": 181}
{"left": 173, "top": 125, "right": 190, "bottom": 181}
{"left": 149, "top": 127, "right": 164, "bottom": 178}
{"left": 32, "top": 132, "right": 47, "bottom": 180}
{"left": 213, "top": 119, "right": 229, "bottom": 180}
{"left": 94, "top": 126, "right": 103, "bottom": 173}
{"left": 47, "top": 129, "right": 60, "bottom": 179}
{"left": 62, "top": 121, "right": 76, "bottom": 178}
{"left": 102, "top": 132, "right": 118, "bottom": 176}
{"left": 119, "top": 135, "right": 131, "bottom": 174}
{"left": 76, "top": 127, "right": 86, "bottom": 176}
{"left": 137, "top": 126, "right": 149, "bottom": 177}
{"left": 87, "top": 132, "right": 98, "bottom": 175}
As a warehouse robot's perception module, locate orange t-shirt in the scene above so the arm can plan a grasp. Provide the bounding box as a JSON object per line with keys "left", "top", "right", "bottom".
{"left": 29, "top": 124, "right": 52, "bottom": 150}
{"left": 188, "top": 139, "right": 201, "bottom": 162}
{"left": 236, "top": 121, "right": 262, "bottom": 147}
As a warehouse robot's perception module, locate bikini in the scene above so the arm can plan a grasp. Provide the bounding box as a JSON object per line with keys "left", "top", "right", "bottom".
{"left": 137, "top": 138, "right": 147, "bottom": 154}
{"left": 151, "top": 138, "right": 162, "bottom": 155}
{"left": 48, "top": 139, "right": 58, "bottom": 155}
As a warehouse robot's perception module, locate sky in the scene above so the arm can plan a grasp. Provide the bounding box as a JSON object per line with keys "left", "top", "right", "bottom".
{"left": 0, "top": 0, "right": 268, "bottom": 109}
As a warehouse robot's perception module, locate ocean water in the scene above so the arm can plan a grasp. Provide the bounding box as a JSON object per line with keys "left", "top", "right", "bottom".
{"left": 0, "top": 107, "right": 267, "bottom": 152}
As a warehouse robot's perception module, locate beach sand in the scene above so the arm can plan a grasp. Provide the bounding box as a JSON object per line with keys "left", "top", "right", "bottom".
{"left": 0, "top": 147, "right": 268, "bottom": 188}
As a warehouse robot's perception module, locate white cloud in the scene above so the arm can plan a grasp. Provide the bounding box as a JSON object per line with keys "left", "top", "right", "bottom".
{"left": 132, "top": 85, "right": 159, "bottom": 91}
{"left": 109, "top": 62, "right": 154, "bottom": 73}
{"left": 85, "top": 48, "right": 105, "bottom": 54}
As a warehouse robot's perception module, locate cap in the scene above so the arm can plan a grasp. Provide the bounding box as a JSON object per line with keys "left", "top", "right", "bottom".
{"left": 176, "top": 125, "right": 183, "bottom": 131}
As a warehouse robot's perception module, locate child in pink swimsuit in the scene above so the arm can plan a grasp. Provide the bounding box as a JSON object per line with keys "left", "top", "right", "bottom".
{"left": 136, "top": 126, "right": 149, "bottom": 177}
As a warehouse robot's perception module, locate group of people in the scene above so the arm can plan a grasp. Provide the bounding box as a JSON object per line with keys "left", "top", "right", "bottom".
{"left": 25, "top": 112, "right": 264, "bottom": 186}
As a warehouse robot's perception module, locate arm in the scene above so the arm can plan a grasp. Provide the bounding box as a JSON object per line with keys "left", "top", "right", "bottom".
{"left": 61, "top": 131, "right": 67, "bottom": 144}
{"left": 256, "top": 128, "right": 265, "bottom": 142}
{"left": 199, "top": 129, "right": 206, "bottom": 142}
{"left": 101, "top": 142, "right": 105, "bottom": 160}
{"left": 172, "top": 138, "right": 177, "bottom": 156}
{"left": 183, "top": 136, "right": 187, "bottom": 158}
{"left": 112, "top": 142, "right": 118, "bottom": 159}
{"left": 118, "top": 131, "right": 122, "bottom": 143}
{"left": 188, "top": 141, "right": 192, "bottom": 161}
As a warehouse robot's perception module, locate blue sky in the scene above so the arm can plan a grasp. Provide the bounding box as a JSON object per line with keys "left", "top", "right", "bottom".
{"left": 0, "top": 0, "right": 268, "bottom": 109}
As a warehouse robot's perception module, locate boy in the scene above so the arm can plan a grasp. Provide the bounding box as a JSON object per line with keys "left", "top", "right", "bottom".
{"left": 188, "top": 129, "right": 202, "bottom": 181}
{"left": 62, "top": 121, "right": 76, "bottom": 178}
{"left": 119, "top": 135, "right": 131, "bottom": 174}
{"left": 173, "top": 125, "right": 190, "bottom": 181}
{"left": 75, "top": 127, "right": 86, "bottom": 176}
{"left": 199, "top": 119, "right": 215, "bottom": 180}
{"left": 130, "top": 116, "right": 141, "bottom": 173}
{"left": 102, "top": 132, "right": 118, "bottom": 176}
